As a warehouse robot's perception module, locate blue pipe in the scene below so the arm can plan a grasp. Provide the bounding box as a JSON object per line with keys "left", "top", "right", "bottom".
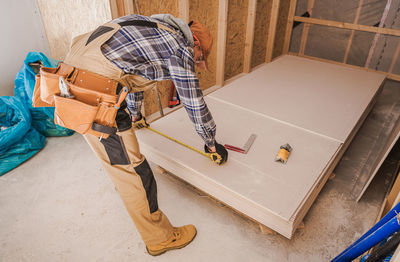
{"left": 331, "top": 214, "right": 400, "bottom": 262}
{"left": 331, "top": 202, "right": 400, "bottom": 261}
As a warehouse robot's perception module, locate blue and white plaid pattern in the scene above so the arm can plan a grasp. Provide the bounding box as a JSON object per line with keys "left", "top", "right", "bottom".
{"left": 101, "top": 15, "right": 216, "bottom": 147}
{"left": 125, "top": 91, "right": 144, "bottom": 118}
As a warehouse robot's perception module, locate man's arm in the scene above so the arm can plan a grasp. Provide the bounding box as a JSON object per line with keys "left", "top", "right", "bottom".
{"left": 167, "top": 47, "right": 216, "bottom": 148}
{"left": 126, "top": 91, "right": 144, "bottom": 120}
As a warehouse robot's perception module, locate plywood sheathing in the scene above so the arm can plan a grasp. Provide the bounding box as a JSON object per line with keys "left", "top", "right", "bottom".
{"left": 189, "top": 0, "right": 218, "bottom": 90}
{"left": 224, "top": 0, "right": 249, "bottom": 80}
{"left": 143, "top": 82, "right": 172, "bottom": 117}
{"left": 109, "top": 0, "right": 139, "bottom": 18}
{"left": 251, "top": 0, "right": 270, "bottom": 68}
{"left": 135, "top": 0, "right": 179, "bottom": 17}
{"left": 37, "top": 0, "right": 111, "bottom": 60}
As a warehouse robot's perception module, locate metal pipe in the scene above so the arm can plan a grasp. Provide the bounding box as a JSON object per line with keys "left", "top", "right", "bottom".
{"left": 332, "top": 201, "right": 400, "bottom": 261}
{"left": 331, "top": 212, "right": 400, "bottom": 261}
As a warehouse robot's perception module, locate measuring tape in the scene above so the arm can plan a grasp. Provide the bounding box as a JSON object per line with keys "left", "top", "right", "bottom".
{"left": 146, "top": 126, "right": 223, "bottom": 164}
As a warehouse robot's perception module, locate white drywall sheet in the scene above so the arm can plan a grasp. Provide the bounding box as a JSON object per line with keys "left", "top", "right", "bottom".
{"left": 136, "top": 55, "right": 384, "bottom": 238}
{"left": 137, "top": 97, "right": 341, "bottom": 237}
{"left": 210, "top": 55, "right": 385, "bottom": 142}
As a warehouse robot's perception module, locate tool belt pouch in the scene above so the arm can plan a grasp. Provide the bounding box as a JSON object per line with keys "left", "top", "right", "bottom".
{"left": 54, "top": 96, "right": 118, "bottom": 139}
{"left": 53, "top": 89, "right": 118, "bottom": 139}
{"left": 38, "top": 63, "right": 75, "bottom": 106}
{"left": 88, "top": 102, "right": 118, "bottom": 139}
{"left": 50, "top": 66, "right": 120, "bottom": 139}
{"left": 54, "top": 94, "right": 99, "bottom": 134}
{"left": 32, "top": 75, "right": 52, "bottom": 107}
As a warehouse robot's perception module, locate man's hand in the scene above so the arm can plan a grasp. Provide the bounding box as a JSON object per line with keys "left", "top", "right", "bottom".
{"left": 204, "top": 142, "right": 228, "bottom": 165}
{"left": 132, "top": 115, "right": 149, "bottom": 129}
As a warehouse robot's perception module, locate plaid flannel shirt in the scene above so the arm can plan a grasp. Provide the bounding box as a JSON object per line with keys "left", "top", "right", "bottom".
{"left": 101, "top": 15, "right": 216, "bottom": 147}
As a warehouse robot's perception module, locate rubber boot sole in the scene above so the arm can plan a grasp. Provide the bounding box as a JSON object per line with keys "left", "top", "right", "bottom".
{"left": 146, "top": 230, "right": 197, "bottom": 256}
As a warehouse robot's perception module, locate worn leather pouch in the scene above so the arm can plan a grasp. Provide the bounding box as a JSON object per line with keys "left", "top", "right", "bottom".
{"left": 87, "top": 102, "right": 118, "bottom": 139}
{"left": 39, "top": 63, "right": 74, "bottom": 105}
{"left": 68, "top": 82, "right": 117, "bottom": 105}
{"left": 32, "top": 75, "right": 53, "bottom": 107}
{"left": 69, "top": 68, "right": 118, "bottom": 95}
{"left": 53, "top": 95, "right": 99, "bottom": 134}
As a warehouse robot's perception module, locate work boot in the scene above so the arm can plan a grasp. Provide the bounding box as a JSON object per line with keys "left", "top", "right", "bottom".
{"left": 146, "top": 225, "right": 197, "bottom": 256}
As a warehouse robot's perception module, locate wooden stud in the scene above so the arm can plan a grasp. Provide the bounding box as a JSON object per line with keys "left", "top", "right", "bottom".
{"left": 123, "top": 0, "right": 135, "bottom": 15}
{"left": 216, "top": 0, "right": 229, "bottom": 86}
{"left": 178, "top": 0, "right": 190, "bottom": 23}
{"left": 365, "top": 0, "right": 393, "bottom": 68}
{"left": 109, "top": 0, "right": 119, "bottom": 19}
{"left": 115, "top": 0, "right": 125, "bottom": 17}
{"left": 134, "top": 0, "right": 140, "bottom": 14}
{"left": 343, "top": 0, "right": 364, "bottom": 63}
{"left": 243, "top": 0, "right": 257, "bottom": 73}
{"left": 389, "top": 42, "right": 400, "bottom": 73}
{"left": 266, "top": 0, "right": 281, "bottom": 62}
{"left": 289, "top": 52, "right": 400, "bottom": 82}
{"left": 283, "top": 0, "right": 298, "bottom": 54}
{"left": 299, "top": 0, "right": 315, "bottom": 55}
{"left": 293, "top": 16, "right": 400, "bottom": 37}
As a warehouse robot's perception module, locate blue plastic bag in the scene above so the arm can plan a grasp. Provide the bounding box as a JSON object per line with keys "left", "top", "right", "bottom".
{"left": 14, "top": 52, "right": 74, "bottom": 137}
{"left": 0, "top": 96, "right": 45, "bottom": 175}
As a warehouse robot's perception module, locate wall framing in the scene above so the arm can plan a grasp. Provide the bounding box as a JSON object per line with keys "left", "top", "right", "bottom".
{"left": 285, "top": 0, "right": 400, "bottom": 82}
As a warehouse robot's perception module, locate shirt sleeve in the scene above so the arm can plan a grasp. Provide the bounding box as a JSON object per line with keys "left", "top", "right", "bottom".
{"left": 167, "top": 47, "right": 216, "bottom": 148}
{"left": 126, "top": 92, "right": 144, "bottom": 118}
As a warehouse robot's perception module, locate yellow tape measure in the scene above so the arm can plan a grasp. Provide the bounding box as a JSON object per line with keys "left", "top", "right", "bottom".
{"left": 146, "top": 126, "right": 222, "bottom": 164}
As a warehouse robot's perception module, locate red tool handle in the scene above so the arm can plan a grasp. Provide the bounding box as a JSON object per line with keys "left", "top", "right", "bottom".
{"left": 224, "top": 144, "right": 246, "bottom": 153}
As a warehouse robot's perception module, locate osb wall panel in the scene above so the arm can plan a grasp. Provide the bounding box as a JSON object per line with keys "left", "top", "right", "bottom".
{"left": 135, "top": 0, "right": 179, "bottom": 116}
{"left": 143, "top": 81, "right": 172, "bottom": 117}
{"left": 37, "top": 0, "right": 111, "bottom": 60}
{"left": 135, "top": 0, "right": 179, "bottom": 17}
{"left": 273, "top": 0, "right": 290, "bottom": 59}
{"left": 225, "top": 0, "right": 249, "bottom": 80}
{"left": 189, "top": 0, "right": 218, "bottom": 90}
{"left": 251, "top": 0, "right": 270, "bottom": 68}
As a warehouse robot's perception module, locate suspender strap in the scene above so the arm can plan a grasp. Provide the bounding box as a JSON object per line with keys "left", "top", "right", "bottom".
{"left": 86, "top": 20, "right": 179, "bottom": 46}
{"left": 118, "top": 20, "right": 157, "bottom": 28}
{"left": 118, "top": 20, "right": 178, "bottom": 35}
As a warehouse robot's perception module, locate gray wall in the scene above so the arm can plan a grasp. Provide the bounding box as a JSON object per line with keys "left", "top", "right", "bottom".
{"left": 0, "top": 0, "right": 50, "bottom": 96}
{"left": 290, "top": 0, "right": 400, "bottom": 74}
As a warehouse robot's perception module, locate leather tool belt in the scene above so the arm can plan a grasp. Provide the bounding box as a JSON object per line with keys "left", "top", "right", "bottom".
{"left": 32, "top": 62, "right": 128, "bottom": 139}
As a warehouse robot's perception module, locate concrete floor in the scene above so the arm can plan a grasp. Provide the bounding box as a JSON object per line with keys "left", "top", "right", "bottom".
{"left": 0, "top": 133, "right": 390, "bottom": 262}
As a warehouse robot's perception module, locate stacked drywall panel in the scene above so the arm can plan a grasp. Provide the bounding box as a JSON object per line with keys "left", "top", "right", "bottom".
{"left": 136, "top": 55, "right": 385, "bottom": 238}
{"left": 333, "top": 80, "right": 400, "bottom": 201}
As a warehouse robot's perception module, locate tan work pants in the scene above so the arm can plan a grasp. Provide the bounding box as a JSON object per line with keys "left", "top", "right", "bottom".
{"left": 84, "top": 127, "right": 173, "bottom": 245}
